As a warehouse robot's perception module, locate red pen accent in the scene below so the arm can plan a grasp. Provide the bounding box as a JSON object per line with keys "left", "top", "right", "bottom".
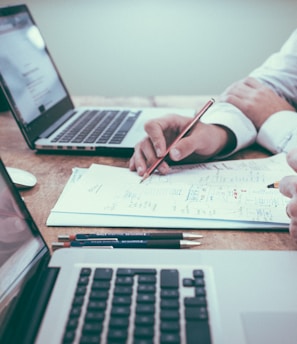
{"left": 140, "top": 98, "right": 215, "bottom": 183}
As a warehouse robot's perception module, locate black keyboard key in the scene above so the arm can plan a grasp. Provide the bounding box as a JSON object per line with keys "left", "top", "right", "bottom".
{"left": 81, "top": 268, "right": 92, "bottom": 276}
{"left": 186, "top": 320, "right": 211, "bottom": 344}
{"left": 109, "top": 317, "right": 130, "bottom": 328}
{"left": 194, "top": 277, "right": 205, "bottom": 287}
{"left": 117, "top": 268, "right": 157, "bottom": 276}
{"left": 161, "top": 299, "right": 179, "bottom": 309}
{"left": 160, "top": 310, "right": 180, "bottom": 321}
{"left": 135, "top": 315, "right": 155, "bottom": 326}
{"left": 115, "top": 276, "right": 134, "bottom": 286}
{"left": 93, "top": 268, "right": 113, "bottom": 280}
{"left": 91, "top": 280, "right": 110, "bottom": 290}
{"left": 160, "top": 269, "right": 179, "bottom": 288}
{"left": 136, "top": 304, "right": 155, "bottom": 314}
{"left": 111, "top": 305, "right": 131, "bottom": 317}
{"left": 137, "top": 294, "right": 156, "bottom": 304}
{"left": 184, "top": 296, "right": 207, "bottom": 307}
{"left": 160, "top": 289, "right": 179, "bottom": 299}
{"left": 195, "top": 287, "right": 207, "bottom": 297}
{"left": 134, "top": 325, "right": 154, "bottom": 338}
{"left": 185, "top": 307, "right": 208, "bottom": 321}
{"left": 160, "top": 321, "right": 180, "bottom": 332}
{"left": 80, "top": 334, "right": 101, "bottom": 344}
{"left": 138, "top": 275, "right": 156, "bottom": 284}
{"left": 112, "top": 295, "right": 132, "bottom": 306}
{"left": 62, "top": 330, "right": 75, "bottom": 343}
{"left": 87, "top": 300, "right": 107, "bottom": 311}
{"left": 107, "top": 328, "right": 128, "bottom": 341}
{"left": 77, "top": 276, "right": 90, "bottom": 286}
{"left": 69, "top": 306, "right": 81, "bottom": 318}
{"left": 183, "top": 278, "right": 195, "bottom": 287}
{"left": 84, "top": 311, "right": 105, "bottom": 322}
{"left": 75, "top": 285, "right": 87, "bottom": 295}
{"left": 160, "top": 332, "right": 180, "bottom": 343}
{"left": 133, "top": 339, "right": 154, "bottom": 344}
{"left": 193, "top": 269, "right": 204, "bottom": 278}
{"left": 138, "top": 284, "right": 156, "bottom": 293}
{"left": 82, "top": 322, "right": 102, "bottom": 335}
{"left": 89, "top": 290, "right": 109, "bottom": 300}
{"left": 114, "top": 286, "right": 133, "bottom": 295}
{"left": 72, "top": 295, "right": 85, "bottom": 307}
{"left": 65, "top": 318, "right": 78, "bottom": 330}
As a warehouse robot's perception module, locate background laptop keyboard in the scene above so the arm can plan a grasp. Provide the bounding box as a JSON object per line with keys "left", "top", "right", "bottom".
{"left": 52, "top": 110, "right": 141, "bottom": 145}
{"left": 62, "top": 267, "right": 212, "bottom": 343}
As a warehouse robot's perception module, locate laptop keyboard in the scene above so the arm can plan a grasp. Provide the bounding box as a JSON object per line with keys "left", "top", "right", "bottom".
{"left": 62, "top": 267, "right": 212, "bottom": 343}
{"left": 51, "top": 110, "right": 141, "bottom": 145}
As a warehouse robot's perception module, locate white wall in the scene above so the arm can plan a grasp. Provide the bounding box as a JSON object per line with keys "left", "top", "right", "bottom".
{"left": 1, "top": 0, "right": 296, "bottom": 96}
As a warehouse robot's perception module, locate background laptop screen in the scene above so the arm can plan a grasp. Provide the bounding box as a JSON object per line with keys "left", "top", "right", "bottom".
{"left": 0, "top": 8, "right": 67, "bottom": 126}
{"left": 0, "top": 161, "right": 46, "bottom": 321}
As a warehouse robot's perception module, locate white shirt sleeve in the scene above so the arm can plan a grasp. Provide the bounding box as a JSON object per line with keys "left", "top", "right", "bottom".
{"left": 257, "top": 110, "right": 297, "bottom": 153}
{"left": 201, "top": 102, "right": 257, "bottom": 157}
{"left": 250, "top": 29, "right": 297, "bottom": 153}
{"left": 250, "top": 29, "right": 297, "bottom": 110}
{"left": 201, "top": 29, "right": 297, "bottom": 157}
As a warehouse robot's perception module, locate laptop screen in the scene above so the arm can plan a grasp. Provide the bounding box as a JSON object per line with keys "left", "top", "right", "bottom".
{"left": 0, "top": 7, "right": 67, "bottom": 126}
{"left": 0, "top": 5, "right": 74, "bottom": 148}
{"left": 0, "top": 159, "right": 47, "bottom": 325}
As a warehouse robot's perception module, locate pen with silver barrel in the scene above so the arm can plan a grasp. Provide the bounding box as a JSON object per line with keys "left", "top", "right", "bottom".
{"left": 52, "top": 239, "right": 201, "bottom": 249}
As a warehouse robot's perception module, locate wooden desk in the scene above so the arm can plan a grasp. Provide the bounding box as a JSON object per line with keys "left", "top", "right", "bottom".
{"left": 1, "top": 95, "right": 296, "bottom": 252}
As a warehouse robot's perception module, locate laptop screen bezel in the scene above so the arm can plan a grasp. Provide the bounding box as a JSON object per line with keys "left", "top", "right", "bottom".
{"left": 0, "top": 4, "right": 75, "bottom": 149}
{"left": 0, "top": 157, "right": 51, "bottom": 338}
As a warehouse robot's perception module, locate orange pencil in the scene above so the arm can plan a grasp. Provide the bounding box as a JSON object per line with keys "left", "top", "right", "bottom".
{"left": 140, "top": 98, "right": 215, "bottom": 183}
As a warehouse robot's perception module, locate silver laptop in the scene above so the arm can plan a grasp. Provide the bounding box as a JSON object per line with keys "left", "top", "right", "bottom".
{"left": 1, "top": 160, "right": 297, "bottom": 343}
{"left": 0, "top": 4, "right": 194, "bottom": 156}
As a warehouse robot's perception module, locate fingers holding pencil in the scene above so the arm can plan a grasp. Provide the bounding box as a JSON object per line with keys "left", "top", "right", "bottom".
{"left": 130, "top": 99, "right": 219, "bottom": 179}
{"left": 140, "top": 99, "right": 215, "bottom": 182}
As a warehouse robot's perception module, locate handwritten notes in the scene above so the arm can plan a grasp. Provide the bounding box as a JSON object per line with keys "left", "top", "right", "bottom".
{"left": 47, "top": 154, "right": 293, "bottom": 229}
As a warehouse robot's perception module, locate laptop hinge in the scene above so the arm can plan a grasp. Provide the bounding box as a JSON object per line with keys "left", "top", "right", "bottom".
{"left": 1, "top": 265, "right": 60, "bottom": 344}
{"left": 23, "top": 267, "right": 60, "bottom": 343}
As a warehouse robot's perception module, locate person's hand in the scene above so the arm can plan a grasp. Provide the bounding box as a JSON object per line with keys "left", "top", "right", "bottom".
{"left": 220, "top": 77, "right": 295, "bottom": 129}
{"left": 129, "top": 114, "right": 236, "bottom": 176}
{"left": 279, "top": 148, "right": 297, "bottom": 242}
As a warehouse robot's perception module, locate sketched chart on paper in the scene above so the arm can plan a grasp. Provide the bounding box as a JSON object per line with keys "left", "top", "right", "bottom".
{"left": 48, "top": 153, "right": 293, "bottom": 228}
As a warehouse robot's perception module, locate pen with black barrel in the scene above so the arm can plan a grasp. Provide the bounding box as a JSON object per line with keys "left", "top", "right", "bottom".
{"left": 58, "top": 233, "right": 203, "bottom": 241}
{"left": 52, "top": 239, "right": 201, "bottom": 249}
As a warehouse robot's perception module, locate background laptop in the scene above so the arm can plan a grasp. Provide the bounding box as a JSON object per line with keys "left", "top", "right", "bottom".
{"left": 1, "top": 157, "right": 297, "bottom": 343}
{"left": 0, "top": 4, "right": 194, "bottom": 156}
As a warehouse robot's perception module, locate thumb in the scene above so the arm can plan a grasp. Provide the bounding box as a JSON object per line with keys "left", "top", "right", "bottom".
{"left": 286, "top": 148, "right": 297, "bottom": 172}
{"left": 279, "top": 175, "right": 297, "bottom": 198}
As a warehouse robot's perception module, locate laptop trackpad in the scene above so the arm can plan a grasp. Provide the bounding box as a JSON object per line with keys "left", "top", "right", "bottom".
{"left": 242, "top": 312, "right": 297, "bottom": 344}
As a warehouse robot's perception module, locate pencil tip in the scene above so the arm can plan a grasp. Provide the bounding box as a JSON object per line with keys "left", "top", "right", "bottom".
{"left": 140, "top": 173, "right": 149, "bottom": 184}
{"left": 267, "top": 182, "right": 279, "bottom": 189}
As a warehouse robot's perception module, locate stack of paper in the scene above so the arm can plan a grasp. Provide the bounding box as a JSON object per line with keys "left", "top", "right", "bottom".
{"left": 47, "top": 154, "right": 293, "bottom": 229}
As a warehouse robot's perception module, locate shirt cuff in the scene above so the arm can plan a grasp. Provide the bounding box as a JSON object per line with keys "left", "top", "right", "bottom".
{"left": 257, "top": 111, "right": 297, "bottom": 153}
{"left": 201, "top": 102, "right": 257, "bottom": 156}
